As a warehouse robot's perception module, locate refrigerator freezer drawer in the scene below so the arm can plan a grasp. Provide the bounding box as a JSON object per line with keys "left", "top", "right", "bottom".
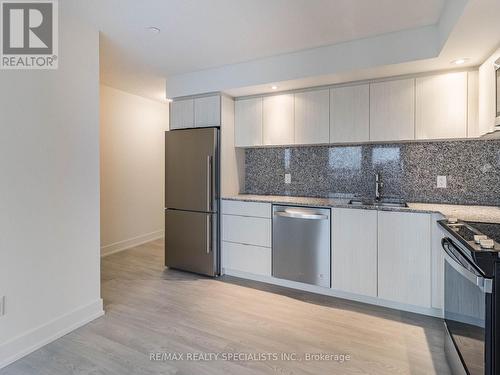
{"left": 165, "top": 209, "right": 218, "bottom": 276}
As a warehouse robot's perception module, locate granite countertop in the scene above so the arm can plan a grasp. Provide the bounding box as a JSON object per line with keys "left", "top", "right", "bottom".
{"left": 222, "top": 194, "right": 500, "bottom": 223}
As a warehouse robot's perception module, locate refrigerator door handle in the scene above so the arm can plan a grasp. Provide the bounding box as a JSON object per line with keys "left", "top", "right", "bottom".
{"left": 206, "top": 215, "right": 211, "bottom": 254}
{"left": 206, "top": 155, "right": 212, "bottom": 212}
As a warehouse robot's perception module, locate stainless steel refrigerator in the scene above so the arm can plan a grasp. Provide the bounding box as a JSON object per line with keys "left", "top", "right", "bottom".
{"left": 164, "top": 128, "right": 219, "bottom": 276}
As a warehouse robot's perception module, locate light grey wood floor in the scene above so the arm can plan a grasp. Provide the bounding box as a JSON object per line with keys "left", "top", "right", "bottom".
{"left": 1, "top": 239, "right": 451, "bottom": 374}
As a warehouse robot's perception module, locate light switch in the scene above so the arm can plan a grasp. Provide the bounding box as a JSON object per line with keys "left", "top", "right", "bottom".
{"left": 437, "top": 175, "right": 447, "bottom": 188}
{"left": 285, "top": 173, "right": 291, "bottom": 184}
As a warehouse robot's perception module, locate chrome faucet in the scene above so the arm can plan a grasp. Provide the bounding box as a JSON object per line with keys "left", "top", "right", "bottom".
{"left": 375, "top": 172, "right": 383, "bottom": 201}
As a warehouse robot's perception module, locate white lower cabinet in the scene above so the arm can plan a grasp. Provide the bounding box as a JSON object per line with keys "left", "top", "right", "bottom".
{"left": 221, "top": 201, "right": 272, "bottom": 276}
{"left": 332, "top": 208, "right": 377, "bottom": 297}
{"left": 222, "top": 214, "right": 271, "bottom": 248}
{"left": 377, "top": 211, "right": 431, "bottom": 308}
{"left": 221, "top": 200, "right": 270, "bottom": 218}
{"left": 223, "top": 242, "right": 271, "bottom": 276}
{"left": 223, "top": 199, "right": 441, "bottom": 316}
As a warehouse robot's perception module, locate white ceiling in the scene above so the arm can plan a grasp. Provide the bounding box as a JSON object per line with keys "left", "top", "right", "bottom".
{"left": 81, "top": 0, "right": 444, "bottom": 100}
{"left": 78, "top": 0, "right": 500, "bottom": 101}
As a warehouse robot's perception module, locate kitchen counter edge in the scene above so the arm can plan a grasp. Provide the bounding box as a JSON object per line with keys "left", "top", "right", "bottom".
{"left": 222, "top": 195, "right": 500, "bottom": 223}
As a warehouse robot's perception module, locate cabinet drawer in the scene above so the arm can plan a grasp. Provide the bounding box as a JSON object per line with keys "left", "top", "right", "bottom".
{"left": 222, "top": 215, "right": 271, "bottom": 247}
{"left": 222, "top": 241, "right": 271, "bottom": 276}
{"left": 221, "top": 200, "right": 271, "bottom": 218}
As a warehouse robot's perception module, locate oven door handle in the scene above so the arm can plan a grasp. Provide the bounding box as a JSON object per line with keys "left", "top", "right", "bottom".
{"left": 442, "top": 238, "right": 493, "bottom": 294}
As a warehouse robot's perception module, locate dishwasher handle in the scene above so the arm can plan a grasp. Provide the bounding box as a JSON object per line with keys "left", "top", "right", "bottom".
{"left": 274, "top": 210, "right": 328, "bottom": 220}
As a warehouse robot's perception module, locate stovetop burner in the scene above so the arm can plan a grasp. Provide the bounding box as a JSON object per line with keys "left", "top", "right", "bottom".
{"left": 468, "top": 222, "right": 500, "bottom": 243}
{"left": 443, "top": 220, "right": 500, "bottom": 253}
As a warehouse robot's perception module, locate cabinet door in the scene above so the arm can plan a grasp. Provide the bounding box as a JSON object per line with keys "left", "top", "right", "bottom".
{"left": 378, "top": 211, "right": 431, "bottom": 308}
{"left": 235, "top": 97, "right": 263, "bottom": 147}
{"left": 222, "top": 241, "right": 271, "bottom": 276}
{"left": 332, "top": 208, "right": 377, "bottom": 297}
{"left": 170, "top": 99, "right": 194, "bottom": 129}
{"left": 194, "top": 95, "right": 221, "bottom": 127}
{"left": 294, "top": 89, "right": 329, "bottom": 145}
{"left": 467, "top": 71, "right": 479, "bottom": 138}
{"left": 370, "top": 79, "right": 415, "bottom": 141}
{"left": 416, "top": 72, "right": 467, "bottom": 140}
{"left": 478, "top": 49, "right": 500, "bottom": 136}
{"left": 263, "top": 94, "right": 294, "bottom": 145}
{"left": 431, "top": 214, "right": 446, "bottom": 310}
{"left": 330, "top": 84, "right": 369, "bottom": 143}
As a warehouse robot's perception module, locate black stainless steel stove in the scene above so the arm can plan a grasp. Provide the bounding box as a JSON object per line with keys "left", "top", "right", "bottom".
{"left": 438, "top": 219, "right": 500, "bottom": 375}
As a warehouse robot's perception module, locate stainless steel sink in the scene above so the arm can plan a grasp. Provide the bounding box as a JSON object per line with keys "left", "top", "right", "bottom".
{"left": 348, "top": 198, "right": 408, "bottom": 208}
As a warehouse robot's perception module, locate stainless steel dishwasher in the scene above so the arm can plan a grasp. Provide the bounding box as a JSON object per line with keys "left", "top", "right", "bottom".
{"left": 272, "top": 205, "right": 331, "bottom": 288}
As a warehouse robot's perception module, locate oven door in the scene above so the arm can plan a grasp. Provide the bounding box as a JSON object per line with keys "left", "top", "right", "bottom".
{"left": 442, "top": 238, "right": 493, "bottom": 375}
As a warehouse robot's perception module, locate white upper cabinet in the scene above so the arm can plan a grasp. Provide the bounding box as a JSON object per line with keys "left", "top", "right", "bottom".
{"left": 370, "top": 78, "right": 415, "bottom": 142}
{"left": 235, "top": 97, "right": 263, "bottom": 147}
{"left": 467, "top": 71, "right": 479, "bottom": 138}
{"left": 294, "top": 89, "right": 329, "bottom": 145}
{"left": 194, "top": 95, "right": 221, "bottom": 127}
{"left": 416, "top": 72, "right": 467, "bottom": 140}
{"left": 232, "top": 70, "right": 477, "bottom": 145}
{"left": 330, "top": 84, "right": 369, "bottom": 143}
{"left": 478, "top": 48, "right": 500, "bottom": 136}
{"left": 378, "top": 211, "right": 431, "bottom": 308}
{"left": 171, "top": 95, "right": 220, "bottom": 129}
{"left": 170, "top": 98, "right": 194, "bottom": 129}
{"left": 263, "top": 94, "right": 294, "bottom": 145}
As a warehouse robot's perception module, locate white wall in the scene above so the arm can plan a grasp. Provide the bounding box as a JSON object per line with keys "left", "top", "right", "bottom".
{"left": 0, "top": 1, "right": 102, "bottom": 368}
{"left": 478, "top": 46, "right": 500, "bottom": 135}
{"left": 100, "top": 85, "right": 169, "bottom": 256}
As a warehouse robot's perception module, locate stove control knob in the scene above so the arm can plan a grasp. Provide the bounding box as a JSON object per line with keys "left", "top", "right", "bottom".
{"left": 474, "top": 235, "right": 488, "bottom": 244}
{"left": 479, "top": 239, "right": 495, "bottom": 249}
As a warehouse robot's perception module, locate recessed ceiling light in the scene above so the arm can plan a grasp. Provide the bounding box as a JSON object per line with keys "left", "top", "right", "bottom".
{"left": 271, "top": 85, "right": 278, "bottom": 90}
{"left": 451, "top": 58, "right": 468, "bottom": 65}
{"left": 146, "top": 26, "right": 161, "bottom": 34}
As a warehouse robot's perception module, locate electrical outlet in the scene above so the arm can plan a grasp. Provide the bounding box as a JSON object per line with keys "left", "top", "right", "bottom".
{"left": 284, "top": 173, "right": 292, "bottom": 184}
{"left": 0, "top": 296, "right": 5, "bottom": 316}
{"left": 437, "top": 175, "right": 447, "bottom": 188}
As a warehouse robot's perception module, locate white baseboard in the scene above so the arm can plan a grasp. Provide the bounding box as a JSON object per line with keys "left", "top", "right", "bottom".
{"left": 222, "top": 268, "right": 443, "bottom": 318}
{"left": 0, "top": 299, "right": 104, "bottom": 369}
{"left": 101, "top": 230, "right": 164, "bottom": 257}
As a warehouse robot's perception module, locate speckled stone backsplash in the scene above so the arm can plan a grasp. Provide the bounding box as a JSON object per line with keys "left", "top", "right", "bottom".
{"left": 244, "top": 140, "right": 500, "bottom": 206}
